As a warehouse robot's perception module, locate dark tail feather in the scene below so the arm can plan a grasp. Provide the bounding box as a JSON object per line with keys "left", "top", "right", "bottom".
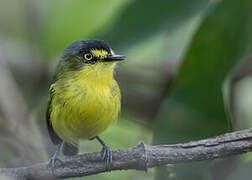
{"left": 62, "top": 143, "right": 78, "bottom": 156}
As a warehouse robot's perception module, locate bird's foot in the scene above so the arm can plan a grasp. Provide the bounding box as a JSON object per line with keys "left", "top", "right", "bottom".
{"left": 48, "top": 152, "right": 62, "bottom": 168}
{"left": 101, "top": 145, "right": 112, "bottom": 165}
{"left": 95, "top": 136, "right": 112, "bottom": 167}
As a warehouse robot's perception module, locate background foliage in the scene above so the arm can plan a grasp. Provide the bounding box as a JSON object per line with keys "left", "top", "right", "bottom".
{"left": 1, "top": 0, "right": 252, "bottom": 179}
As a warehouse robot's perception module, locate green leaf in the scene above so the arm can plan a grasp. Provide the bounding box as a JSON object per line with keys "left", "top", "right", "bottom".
{"left": 153, "top": 0, "right": 252, "bottom": 179}
{"left": 43, "top": 0, "right": 128, "bottom": 57}
{"left": 101, "top": 0, "right": 210, "bottom": 47}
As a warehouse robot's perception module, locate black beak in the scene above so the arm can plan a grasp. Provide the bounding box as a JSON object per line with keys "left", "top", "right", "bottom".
{"left": 105, "top": 54, "right": 125, "bottom": 62}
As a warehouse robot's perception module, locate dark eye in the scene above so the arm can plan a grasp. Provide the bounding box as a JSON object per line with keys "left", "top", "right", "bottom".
{"left": 84, "top": 53, "right": 93, "bottom": 61}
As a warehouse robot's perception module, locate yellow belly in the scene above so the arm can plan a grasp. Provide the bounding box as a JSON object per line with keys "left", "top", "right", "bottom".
{"left": 50, "top": 65, "right": 121, "bottom": 145}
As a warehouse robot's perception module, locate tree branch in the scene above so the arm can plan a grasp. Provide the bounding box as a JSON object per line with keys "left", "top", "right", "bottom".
{"left": 1, "top": 128, "right": 252, "bottom": 180}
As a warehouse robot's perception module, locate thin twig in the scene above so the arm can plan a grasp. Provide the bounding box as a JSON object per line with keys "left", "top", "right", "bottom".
{"left": 1, "top": 128, "right": 252, "bottom": 180}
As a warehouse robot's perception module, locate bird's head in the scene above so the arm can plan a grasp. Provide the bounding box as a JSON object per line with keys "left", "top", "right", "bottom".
{"left": 59, "top": 39, "right": 125, "bottom": 72}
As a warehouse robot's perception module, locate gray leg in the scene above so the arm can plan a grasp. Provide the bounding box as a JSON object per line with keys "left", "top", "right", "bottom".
{"left": 48, "top": 142, "right": 63, "bottom": 168}
{"left": 95, "top": 136, "right": 112, "bottom": 165}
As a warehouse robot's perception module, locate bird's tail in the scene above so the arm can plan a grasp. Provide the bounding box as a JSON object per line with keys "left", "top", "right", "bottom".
{"left": 62, "top": 143, "right": 78, "bottom": 156}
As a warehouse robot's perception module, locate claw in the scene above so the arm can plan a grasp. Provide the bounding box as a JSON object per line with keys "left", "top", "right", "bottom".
{"left": 48, "top": 143, "right": 62, "bottom": 168}
{"left": 95, "top": 136, "right": 113, "bottom": 166}
{"left": 48, "top": 151, "right": 62, "bottom": 168}
{"left": 101, "top": 145, "right": 112, "bottom": 165}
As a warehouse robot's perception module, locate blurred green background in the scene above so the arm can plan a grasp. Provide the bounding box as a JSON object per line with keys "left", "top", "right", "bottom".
{"left": 1, "top": 0, "right": 252, "bottom": 179}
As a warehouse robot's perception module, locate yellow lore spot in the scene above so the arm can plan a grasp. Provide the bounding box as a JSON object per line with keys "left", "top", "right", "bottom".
{"left": 90, "top": 49, "right": 108, "bottom": 59}
{"left": 110, "top": 49, "right": 115, "bottom": 55}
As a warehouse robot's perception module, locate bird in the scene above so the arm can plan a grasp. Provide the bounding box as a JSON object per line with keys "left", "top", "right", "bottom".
{"left": 46, "top": 39, "right": 125, "bottom": 167}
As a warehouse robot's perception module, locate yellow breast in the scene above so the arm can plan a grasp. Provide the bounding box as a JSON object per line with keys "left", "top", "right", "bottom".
{"left": 50, "top": 63, "right": 121, "bottom": 145}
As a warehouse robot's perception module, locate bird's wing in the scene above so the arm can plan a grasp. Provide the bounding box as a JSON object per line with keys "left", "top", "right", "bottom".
{"left": 46, "top": 84, "right": 63, "bottom": 145}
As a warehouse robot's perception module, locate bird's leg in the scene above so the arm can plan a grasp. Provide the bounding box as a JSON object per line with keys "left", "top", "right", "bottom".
{"left": 95, "top": 136, "right": 112, "bottom": 165}
{"left": 48, "top": 142, "right": 63, "bottom": 168}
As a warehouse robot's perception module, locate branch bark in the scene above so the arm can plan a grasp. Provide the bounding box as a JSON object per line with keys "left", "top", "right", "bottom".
{"left": 1, "top": 128, "right": 252, "bottom": 180}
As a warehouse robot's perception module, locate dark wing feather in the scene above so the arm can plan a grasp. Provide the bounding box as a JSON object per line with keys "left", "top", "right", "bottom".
{"left": 46, "top": 84, "right": 62, "bottom": 145}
